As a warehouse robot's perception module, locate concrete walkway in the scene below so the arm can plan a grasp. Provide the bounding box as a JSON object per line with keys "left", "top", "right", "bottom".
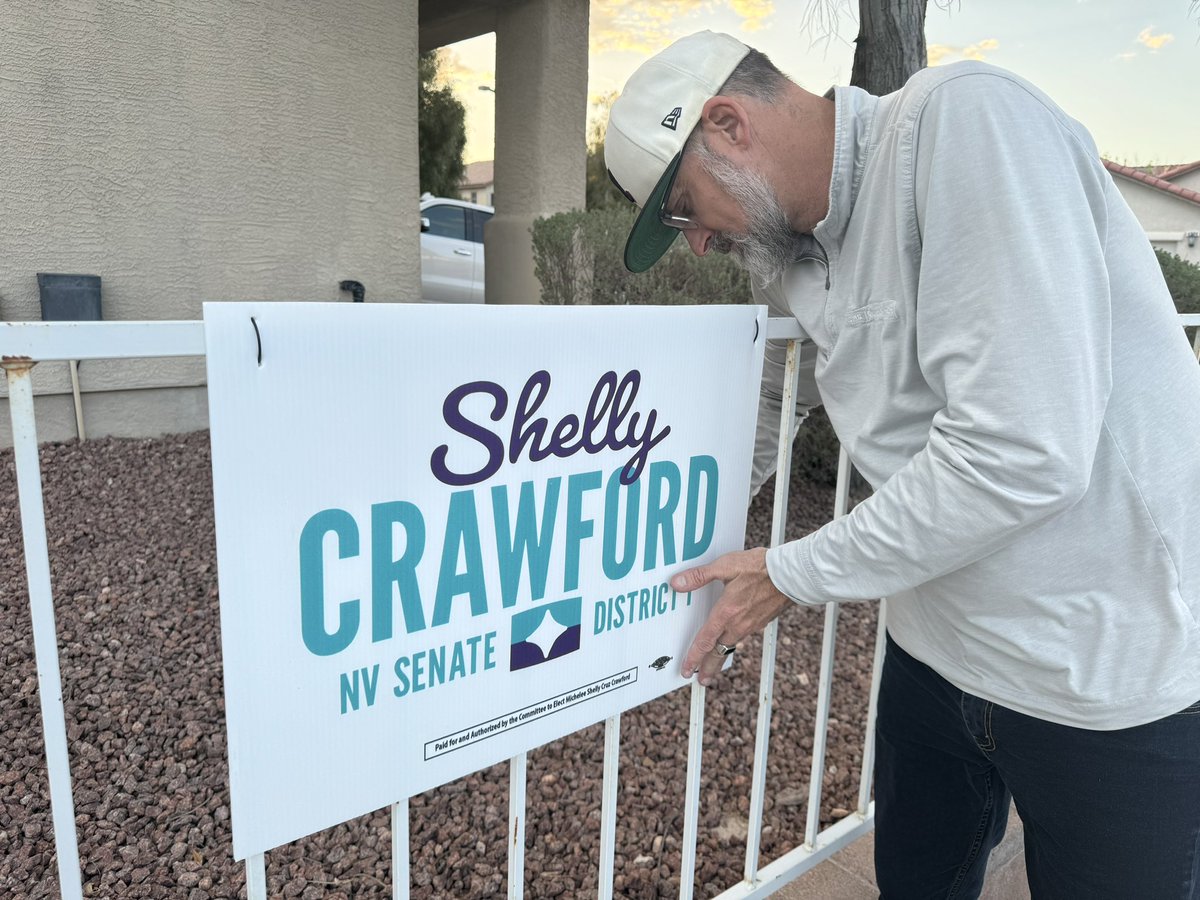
{"left": 775, "top": 807, "right": 1030, "bottom": 900}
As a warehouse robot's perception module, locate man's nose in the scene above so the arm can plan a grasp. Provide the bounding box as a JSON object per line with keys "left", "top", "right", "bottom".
{"left": 683, "top": 228, "right": 712, "bottom": 256}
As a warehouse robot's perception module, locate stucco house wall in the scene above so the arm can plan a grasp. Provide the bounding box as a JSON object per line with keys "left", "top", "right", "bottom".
{"left": 459, "top": 160, "right": 495, "bottom": 206}
{"left": 1107, "top": 174, "right": 1200, "bottom": 266}
{"left": 1168, "top": 166, "right": 1200, "bottom": 193}
{"left": 1, "top": 0, "right": 421, "bottom": 444}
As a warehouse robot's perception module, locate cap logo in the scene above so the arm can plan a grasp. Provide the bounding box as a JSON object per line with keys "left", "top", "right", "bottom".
{"left": 661, "top": 107, "right": 682, "bottom": 130}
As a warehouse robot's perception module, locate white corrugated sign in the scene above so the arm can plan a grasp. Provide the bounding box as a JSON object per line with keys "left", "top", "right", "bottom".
{"left": 204, "top": 302, "right": 766, "bottom": 859}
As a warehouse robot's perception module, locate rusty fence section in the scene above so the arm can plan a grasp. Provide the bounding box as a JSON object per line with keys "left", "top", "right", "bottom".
{"left": 9, "top": 314, "right": 1194, "bottom": 899}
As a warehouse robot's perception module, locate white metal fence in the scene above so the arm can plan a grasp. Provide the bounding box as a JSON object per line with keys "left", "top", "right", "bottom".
{"left": 4, "top": 313, "right": 1198, "bottom": 899}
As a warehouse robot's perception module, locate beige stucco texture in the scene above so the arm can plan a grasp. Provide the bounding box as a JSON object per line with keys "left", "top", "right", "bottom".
{"left": 1, "top": 1, "right": 421, "bottom": 440}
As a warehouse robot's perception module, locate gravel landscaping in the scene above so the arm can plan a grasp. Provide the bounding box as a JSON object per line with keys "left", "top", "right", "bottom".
{"left": 1, "top": 432, "right": 878, "bottom": 899}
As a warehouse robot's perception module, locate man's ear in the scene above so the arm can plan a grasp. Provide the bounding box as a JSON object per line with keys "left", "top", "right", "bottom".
{"left": 699, "top": 95, "right": 753, "bottom": 159}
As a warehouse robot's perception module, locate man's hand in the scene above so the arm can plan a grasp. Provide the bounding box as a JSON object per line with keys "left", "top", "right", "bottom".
{"left": 672, "top": 547, "right": 794, "bottom": 686}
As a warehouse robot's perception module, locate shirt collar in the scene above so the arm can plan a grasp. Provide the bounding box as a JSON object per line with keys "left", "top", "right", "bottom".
{"left": 813, "top": 84, "right": 879, "bottom": 253}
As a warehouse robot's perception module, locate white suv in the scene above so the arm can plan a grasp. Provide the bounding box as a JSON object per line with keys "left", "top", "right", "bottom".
{"left": 420, "top": 195, "right": 493, "bottom": 303}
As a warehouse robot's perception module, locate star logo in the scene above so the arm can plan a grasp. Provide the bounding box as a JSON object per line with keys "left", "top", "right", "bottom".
{"left": 525, "top": 608, "right": 569, "bottom": 657}
{"left": 510, "top": 598, "right": 582, "bottom": 672}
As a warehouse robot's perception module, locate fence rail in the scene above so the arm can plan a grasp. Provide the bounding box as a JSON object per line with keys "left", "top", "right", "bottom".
{"left": 6, "top": 313, "right": 1195, "bottom": 898}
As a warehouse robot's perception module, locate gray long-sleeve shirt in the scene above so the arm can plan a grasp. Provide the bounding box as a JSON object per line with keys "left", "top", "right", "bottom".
{"left": 754, "top": 62, "right": 1200, "bottom": 730}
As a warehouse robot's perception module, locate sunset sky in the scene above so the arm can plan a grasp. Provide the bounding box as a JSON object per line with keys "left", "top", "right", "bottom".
{"left": 441, "top": 0, "right": 1199, "bottom": 168}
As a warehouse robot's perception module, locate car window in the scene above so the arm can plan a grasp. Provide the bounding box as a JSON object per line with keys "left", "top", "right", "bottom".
{"left": 424, "top": 205, "right": 467, "bottom": 240}
{"left": 471, "top": 211, "right": 493, "bottom": 245}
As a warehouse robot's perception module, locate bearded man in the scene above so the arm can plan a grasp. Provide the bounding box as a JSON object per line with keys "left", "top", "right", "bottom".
{"left": 604, "top": 30, "right": 1200, "bottom": 900}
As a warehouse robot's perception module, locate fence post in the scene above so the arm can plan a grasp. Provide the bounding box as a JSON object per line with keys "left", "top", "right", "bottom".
{"left": 509, "top": 752, "right": 527, "bottom": 899}
{"left": 392, "top": 800, "right": 410, "bottom": 900}
{"left": 4, "top": 359, "right": 84, "bottom": 900}
{"left": 743, "top": 339, "right": 803, "bottom": 886}
{"left": 598, "top": 715, "right": 622, "bottom": 900}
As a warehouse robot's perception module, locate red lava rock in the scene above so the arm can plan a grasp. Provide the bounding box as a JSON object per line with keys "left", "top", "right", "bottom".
{"left": 177, "top": 871, "right": 201, "bottom": 888}
{"left": 1, "top": 433, "right": 878, "bottom": 898}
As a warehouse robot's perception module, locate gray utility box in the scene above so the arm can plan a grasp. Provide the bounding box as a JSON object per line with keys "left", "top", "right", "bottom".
{"left": 36, "top": 273, "right": 102, "bottom": 321}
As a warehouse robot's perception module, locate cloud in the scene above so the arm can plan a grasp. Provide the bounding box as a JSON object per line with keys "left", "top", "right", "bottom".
{"left": 1136, "top": 27, "right": 1174, "bottom": 51}
{"left": 438, "top": 49, "right": 495, "bottom": 96}
{"left": 928, "top": 38, "right": 999, "bottom": 66}
{"left": 960, "top": 39, "right": 998, "bottom": 61}
{"left": 1115, "top": 51, "right": 1138, "bottom": 61}
{"left": 729, "top": 0, "right": 775, "bottom": 32}
{"left": 589, "top": 0, "right": 708, "bottom": 55}
{"left": 927, "top": 44, "right": 955, "bottom": 66}
{"left": 589, "top": 0, "right": 774, "bottom": 53}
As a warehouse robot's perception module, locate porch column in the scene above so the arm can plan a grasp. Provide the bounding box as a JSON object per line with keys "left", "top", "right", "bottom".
{"left": 487, "top": 0, "right": 589, "bottom": 304}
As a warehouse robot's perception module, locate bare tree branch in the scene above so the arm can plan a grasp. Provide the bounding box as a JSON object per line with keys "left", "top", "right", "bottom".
{"left": 798, "top": 0, "right": 855, "bottom": 52}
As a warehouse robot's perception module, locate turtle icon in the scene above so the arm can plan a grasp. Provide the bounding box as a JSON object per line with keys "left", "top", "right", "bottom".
{"left": 650, "top": 655, "right": 672, "bottom": 671}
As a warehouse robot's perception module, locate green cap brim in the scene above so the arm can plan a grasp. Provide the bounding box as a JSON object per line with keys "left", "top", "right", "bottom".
{"left": 623, "top": 152, "right": 683, "bottom": 273}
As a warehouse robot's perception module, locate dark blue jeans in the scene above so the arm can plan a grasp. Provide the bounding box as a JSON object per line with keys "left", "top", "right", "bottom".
{"left": 874, "top": 634, "right": 1200, "bottom": 899}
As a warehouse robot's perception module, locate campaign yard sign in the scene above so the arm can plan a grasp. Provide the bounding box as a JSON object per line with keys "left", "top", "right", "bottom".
{"left": 204, "top": 302, "right": 767, "bottom": 859}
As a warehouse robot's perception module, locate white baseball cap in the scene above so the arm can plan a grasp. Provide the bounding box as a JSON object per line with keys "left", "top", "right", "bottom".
{"left": 604, "top": 31, "right": 751, "bottom": 272}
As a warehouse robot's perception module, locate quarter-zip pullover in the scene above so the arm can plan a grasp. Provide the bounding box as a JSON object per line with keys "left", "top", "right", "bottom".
{"left": 752, "top": 62, "right": 1200, "bottom": 730}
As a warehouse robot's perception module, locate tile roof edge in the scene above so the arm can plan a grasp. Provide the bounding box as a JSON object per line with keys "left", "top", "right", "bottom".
{"left": 1160, "top": 160, "right": 1200, "bottom": 180}
{"left": 1103, "top": 159, "right": 1200, "bottom": 207}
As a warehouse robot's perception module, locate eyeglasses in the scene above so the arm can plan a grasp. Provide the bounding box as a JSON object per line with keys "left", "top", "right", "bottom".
{"left": 658, "top": 210, "right": 699, "bottom": 231}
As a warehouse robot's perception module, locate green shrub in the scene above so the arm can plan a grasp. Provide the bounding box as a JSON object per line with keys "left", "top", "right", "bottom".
{"left": 1156, "top": 248, "right": 1200, "bottom": 313}
{"left": 532, "top": 207, "right": 749, "bottom": 306}
{"left": 1155, "top": 248, "right": 1200, "bottom": 349}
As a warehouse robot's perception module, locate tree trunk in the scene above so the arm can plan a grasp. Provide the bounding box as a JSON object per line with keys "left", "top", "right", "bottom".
{"left": 850, "top": 0, "right": 928, "bottom": 94}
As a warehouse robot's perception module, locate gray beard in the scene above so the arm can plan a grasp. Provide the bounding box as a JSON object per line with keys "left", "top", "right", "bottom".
{"left": 692, "top": 141, "right": 808, "bottom": 287}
